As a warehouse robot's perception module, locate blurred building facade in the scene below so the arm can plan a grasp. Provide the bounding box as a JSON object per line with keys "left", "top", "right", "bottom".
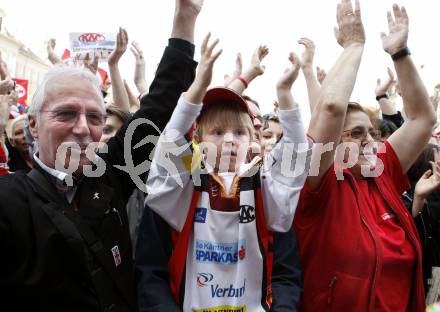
{"left": 0, "top": 8, "right": 50, "bottom": 105}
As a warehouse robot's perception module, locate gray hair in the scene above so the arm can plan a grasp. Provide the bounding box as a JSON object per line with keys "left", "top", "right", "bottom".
{"left": 29, "top": 64, "right": 104, "bottom": 121}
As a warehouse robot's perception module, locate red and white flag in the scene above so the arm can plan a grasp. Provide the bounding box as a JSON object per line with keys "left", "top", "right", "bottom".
{"left": 12, "top": 78, "right": 28, "bottom": 106}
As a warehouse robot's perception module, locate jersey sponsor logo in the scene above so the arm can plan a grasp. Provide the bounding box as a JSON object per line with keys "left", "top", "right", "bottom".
{"left": 193, "top": 305, "right": 246, "bottom": 312}
{"left": 211, "top": 279, "right": 246, "bottom": 298}
{"left": 194, "top": 207, "right": 207, "bottom": 223}
{"left": 238, "top": 245, "right": 246, "bottom": 260}
{"left": 197, "top": 272, "right": 214, "bottom": 287}
{"left": 195, "top": 240, "right": 246, "bottom": 265}
{"left": 239, "top": 205, "right": 255, "bottom": 223}
{"left": 196, "top": 274, "right": 246, "bottom": 299}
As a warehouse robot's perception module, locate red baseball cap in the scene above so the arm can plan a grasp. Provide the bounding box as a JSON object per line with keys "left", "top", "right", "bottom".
{"left": 198, "top": 87, "right": 253, "bottom": 122}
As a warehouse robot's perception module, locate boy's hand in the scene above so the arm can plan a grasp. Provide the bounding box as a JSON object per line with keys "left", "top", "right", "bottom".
{"left": 194, "top": 32, "right": 222, "bottom": 90}
{"left": 249, "top": 45, "right": 269, "bottom": 77}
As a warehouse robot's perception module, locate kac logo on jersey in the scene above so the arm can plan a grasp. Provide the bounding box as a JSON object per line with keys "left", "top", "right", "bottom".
{"left": 195, "top": 240, "right": 246, "bottom": 265}
{"left": 194, "top": 207, "right": 207, "bottom": 223}
{"left": 239, "top": 205, "right": 255, "bottom": 223}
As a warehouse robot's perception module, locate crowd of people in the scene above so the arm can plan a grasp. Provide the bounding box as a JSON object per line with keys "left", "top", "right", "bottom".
{"left": 1, "top": 0, "right": 440, "bottom": 311}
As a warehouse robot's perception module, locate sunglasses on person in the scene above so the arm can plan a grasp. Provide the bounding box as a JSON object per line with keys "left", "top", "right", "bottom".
{"left": 342, "top": 126, "right": 382, "bottom": 140}
{"left": 41, "top": 109, "right": 105, "bottom": 126}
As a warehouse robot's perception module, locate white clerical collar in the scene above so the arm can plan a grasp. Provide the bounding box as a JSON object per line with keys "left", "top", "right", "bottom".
{"left": 33, "top": 153, "right": 69, "bottom": 182}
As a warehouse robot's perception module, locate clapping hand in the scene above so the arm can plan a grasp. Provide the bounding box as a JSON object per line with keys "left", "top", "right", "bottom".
{"left": 130, "top": 41, "right": 148, "bottom": 94}
{"left": 298, "top": 37, "right": 315, "bottom": 69}
{"left": 250, "top": 45, "right": 269, "bottom": 77}
{"left": 46, "top": 38, "right": 62, "bottom": 65}
{"left": 277, "top": 52, "right": 301, "bottom": 91}
{"left": 84, "top": 54, "right": 99, "bottom": 75}
{"left": 316, "top": 66, "right": 327, "bottom": 84}
{"left": 1, "top": 94, "right": 13, "bottom": 130}
{"left": 224, "top": 53, "right": 242, "bottom": 87}
{"left": 0, "top": 52, "right": 10, "bottom": 80}
{"left": 108, "top": 27, "right": 128, "bottom": 66}
{"left": 334, "top": 0, "right": 365, "bottom": 48}
{"left": 381, "top": 4, "right": 409, "bottom": 55}
{"left": 376, "top": 67, "right": 396, "bottom": 96}
{"left": 0, "top": 79, "right": 14, "bottom": 95}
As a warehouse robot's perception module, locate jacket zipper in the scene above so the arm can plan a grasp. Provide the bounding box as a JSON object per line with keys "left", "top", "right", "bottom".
{"left": 112, "top": 208, "right": 123, "bottom": 226}
{"left": 420, "top": 212, "right": 428, "bottom": 247}
{"left": 328, "top": 276, "right": 337, "bottom": 305}
{"left": 360, "top": 215, "right": 380, "bottom": 311}
{"left": 348, "top": 175, "right": 381, "bottom": 311}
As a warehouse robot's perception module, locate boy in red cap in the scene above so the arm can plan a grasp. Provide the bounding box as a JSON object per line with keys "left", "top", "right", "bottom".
{"left": 146, "top": 34, "right": 312, "bottom": 311}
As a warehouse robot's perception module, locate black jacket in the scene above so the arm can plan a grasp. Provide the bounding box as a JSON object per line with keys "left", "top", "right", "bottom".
{"left": 402, "top": 190, "right": 440, "bottom": 294}
{"left": 5, "top": 140, "right": 31, "bottom": 173}
{"left": 135, "top": 205, "right": 302, "bottom": 312}
{"left": 0, "top": 40, "right": 197, "bottom": 312}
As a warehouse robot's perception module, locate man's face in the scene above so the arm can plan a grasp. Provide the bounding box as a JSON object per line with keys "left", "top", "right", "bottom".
{"left": 9, "top": 119, "right": 28, "bottom": 154}
{"left": 100, "top": 114, "right": 124, "bottom": 143}
{"left": 29, "top": 76, "right": 104, "bottom": 174}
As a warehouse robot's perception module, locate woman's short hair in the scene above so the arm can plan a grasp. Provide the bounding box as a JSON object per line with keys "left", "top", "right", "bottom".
{"left": 105, "top": 104, "right": 131, "bottom": 124}
{"left": 378, "top": 119, "right": 398, "bottom": 137}
{"left": 262, "top": 113, "right": 280, "bottom": 130}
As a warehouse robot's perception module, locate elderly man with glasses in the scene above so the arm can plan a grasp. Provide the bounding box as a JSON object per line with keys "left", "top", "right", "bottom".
{"left": 0, "top": 0, "right": 202, "bottom": 310}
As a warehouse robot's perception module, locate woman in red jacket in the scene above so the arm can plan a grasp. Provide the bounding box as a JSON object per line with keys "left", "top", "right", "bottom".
{"left": 294, "top": 1, "right": 436, "bottom": 311}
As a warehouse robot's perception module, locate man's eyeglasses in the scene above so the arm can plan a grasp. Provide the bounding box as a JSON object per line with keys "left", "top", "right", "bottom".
{"left": 342, "top": 127, "right": 382, "bottom": 140}
{"left": 41, "top": 109, "right": 105, "bottom": 126}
